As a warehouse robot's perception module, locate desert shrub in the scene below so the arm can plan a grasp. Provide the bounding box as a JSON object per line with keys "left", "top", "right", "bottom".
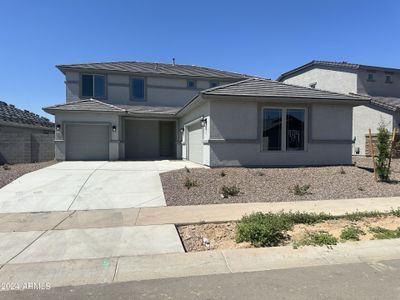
{"left": 340, "top": 226, "right": 365, "bottom": 241}
{"left": 221, "top": 185, "right": 240, "bottom": 198}
{"left": 358, "top": 187, "right": 365, "bottom": 191}
{"left": 344, "top": 211, "right": 385, "bottom": 221}
{"left": 390, "top": 208, "right": 400, "bottom": 217}
{"left": 339, "top": 167, "right": 346, "bottom": 174}
{"left": 220, "top": 171, "right": 226, "bottom": 177}
{"left": 375, "top": 123, "right": 392, "bottom": 181}
{"left": 256, "top": 171, "right": 265, "bottom": 176}
{"left": 370, "top": 227, "right": 400, "bottom": 239}
{"left": 290, "top": 184, "right": 311, "bottom": 196}
{"left": 184, "top": 178, "right": 198, "bottom": 189}
{"left": 281, "top": 211, "right": 335, "bottom": 225}
{"left": 293, "top": 231, "right": 338, "bottom": 248}
{"left": 236, "top": 212, "right": 292, "bottom": 247}
{"left": 2, "top": 164, "right": 10, "bottom": 170}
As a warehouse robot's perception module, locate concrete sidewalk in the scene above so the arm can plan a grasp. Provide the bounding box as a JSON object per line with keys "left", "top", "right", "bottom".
{"left": 1, "top": 238, "right": 400, "bottom": 289}
{"left": 0, "top": 196, "right": 400, "bottom": 232}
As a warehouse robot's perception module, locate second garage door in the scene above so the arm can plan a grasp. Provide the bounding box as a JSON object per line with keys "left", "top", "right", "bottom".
{"left": 187, "top": 122, "right": 203, "bottom": 164}
{"left": 66, "top": 124, "right": 109, "bottom": 161}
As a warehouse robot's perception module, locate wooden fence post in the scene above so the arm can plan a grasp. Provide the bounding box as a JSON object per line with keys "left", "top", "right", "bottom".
{"left": 388, "top": 128, "right": 397, "bottom": 170}
{"left": 368, "top": 128, "right": 378, "bottom": 181}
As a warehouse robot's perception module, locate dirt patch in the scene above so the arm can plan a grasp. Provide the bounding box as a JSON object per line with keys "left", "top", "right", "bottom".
{"left": 0, "top": 161, "right": 56, "bottom": 188}
{"left": 178, "top": 215, "right": 400, "bottom": 252}
{"left": 161, "top": 157, "right": 400, "bottom": 206}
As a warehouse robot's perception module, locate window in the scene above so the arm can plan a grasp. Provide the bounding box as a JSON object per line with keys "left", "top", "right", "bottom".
{"left": 367, "top": 73, "right": 375, "bottom": 82}
{"left": 187, "top": 80, "right": 196, "bottom": 89}
{"left": 210, "top": 81, "right": 219, "bottom": 88}
{"left": 131, "top": 78, "right": 145, "bottom": 101}
{"left": 81, "top": 74, "right": 106, "bottom": 98}
{"left": 385, "top": 75, "right": 393, "bottom": 83}
{"left": 262, "top": 108, "right": 306, "bottom": 151}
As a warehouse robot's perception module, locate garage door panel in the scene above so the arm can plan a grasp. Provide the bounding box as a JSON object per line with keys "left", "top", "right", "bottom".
{"left": 188, "top": 123, "right": 203, "bottom": 164}
{"left": 66, "top": 124, "right": 109, "bottom": 161}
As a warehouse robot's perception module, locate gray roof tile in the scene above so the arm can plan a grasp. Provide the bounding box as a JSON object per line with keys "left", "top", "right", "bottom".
{"left": 57, "top": 61, "right": 248, "bottom": 80}
{"left": 370, "top": 96, "right": 400, "bottom": 111}
{"left": 0, "top": 100, "right": 53, "bottom": 129}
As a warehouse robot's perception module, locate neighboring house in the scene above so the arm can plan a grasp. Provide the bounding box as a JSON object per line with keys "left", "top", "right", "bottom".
{"left": 43, "top": 61, "right": 367, "bottom": 167}
{"left": 278, "top": 60, "right": 400, "bottom": 156}
{"left": 0, "top": 101, "right": 54, "bottom": 164}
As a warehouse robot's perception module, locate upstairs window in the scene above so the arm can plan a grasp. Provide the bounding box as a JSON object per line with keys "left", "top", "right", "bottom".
{"left": 131, "top": 77, "right": 145, "bottom": 101}
{"left": 81, "top": 74, "right": 106, "bottom": 98}
{"left": 385, "top": 75, "right": 393, "bottom": 83}
{"left": 367, "top": 73, "right": 375, "bottom": 82}
{"left": 210, "top": 81, "right": 219, "bottom": 88}
{"left": 187, "top": 80, "right": 196, "bottom": 89}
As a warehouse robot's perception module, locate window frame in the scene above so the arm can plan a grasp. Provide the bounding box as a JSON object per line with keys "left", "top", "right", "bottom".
{"left": 385, "top": 74, "right": 393, "bottom": 84}
{"left": 367, "top": 73, "right": 375, "bottom": 82}
{"left": 130, "top": 77, "right": 147, "bottom": 102}
{"left": 80, "top": 73, "right": 107, "bottom": 99}
{"left": 260, "top": 106, "right": 308, "bottom": 152}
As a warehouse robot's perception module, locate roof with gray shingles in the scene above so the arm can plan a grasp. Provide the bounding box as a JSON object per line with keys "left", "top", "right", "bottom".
{"left": 277, "top": 60, "right": 400, "bottom": 81}
{"left": 43, "top": 99, "right": 180, "bottom": 116}
{"left": 201, "top": 78, "right": 367, "bottom": 101}
{"left": 0, "top": 100, "right": 53, "bottom": 129}
{"left": 57, "top": 61, "right": 248, "bottom": 80}
{"left": 369, "top": 96, "right": 400, "bottom": 112}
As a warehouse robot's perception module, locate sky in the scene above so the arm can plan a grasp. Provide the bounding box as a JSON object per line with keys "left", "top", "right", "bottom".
{"left": 0, "top": 0, "right": 399, "bottom": 120}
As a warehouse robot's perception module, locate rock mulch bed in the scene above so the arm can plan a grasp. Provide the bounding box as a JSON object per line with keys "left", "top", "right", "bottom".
{"left": 178, "top": 215, "right": 400, "bottom": 252}
{"left": 161, "top": 157, "right": 400, "bottom": 206}
{"left": 0, "top": 161, "right": 56, "bottom": 188}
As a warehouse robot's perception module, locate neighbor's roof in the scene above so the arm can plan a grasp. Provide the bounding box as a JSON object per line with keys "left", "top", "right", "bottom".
{"left": 368, "top": 96, "right": 400, "bottom": 112}
{"left": 0, "top": 100, "right": 53, "bottom": 129}
{"left": 277, "top": 60, "right": 400, "bottom": 81}
{"left": 56, "top": 61, "right": 249, "bottom": 80}
{"left": 43, "top": 99, "right": 180, "bottom": 117}
{"left": 201, "top": 78, "right": 368, "bottom": 101}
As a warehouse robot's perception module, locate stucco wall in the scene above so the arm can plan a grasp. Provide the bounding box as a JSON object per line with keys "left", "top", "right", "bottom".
{"left": 207, "top": 99, "right": 353, "bottom": 167}
{"left": 54, "top": 112, "right": 121, "bottom": 161}
{"left": 64, "top": 71, "right": 235, "bottom": 107}
{"left": 282, "top": 67, "right": 358, "bottom": 94}
{"left": 357, "top": 69, "right": 400, "bottom": 97}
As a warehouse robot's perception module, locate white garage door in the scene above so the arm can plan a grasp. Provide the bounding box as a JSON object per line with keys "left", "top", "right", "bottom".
{"left": 187, "top": 122, "right": 203, "bottom": 164}
{"left": 66, "top": 124, "right": 109, "bottom": 161}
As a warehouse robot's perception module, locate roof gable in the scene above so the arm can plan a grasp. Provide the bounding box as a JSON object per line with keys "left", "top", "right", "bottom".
{"left": 43, "top": 99, "right": 124, "bottom": 113}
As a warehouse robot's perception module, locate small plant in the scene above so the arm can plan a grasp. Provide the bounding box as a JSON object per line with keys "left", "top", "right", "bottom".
{"left": 339, "top": 167, "right": 346, "bottom": 174}
{"left": 236, "top": 212, "right": 292, "bottom": 247}
{"left": 184, "top": 177, "right": 198, "bottom": 189}
{"left": 221, "top": 185, "right": 240, "bottom": 198}
{"left": 185, "top": 166, "right": 190, "bottom": 173}
{"left": 340, "top": 226, "right": 365, "bottom": 241}
{"left": 358, "top": 186, "right": 365, "bottom": 191}
{"left": 293, "top": 231, "right": 338, "bottom": 248}
{"left": 220, "top": 171, "right": 226, "bottom": 177}
{"left": 370, "top": 227, "right": 400, "bottom": 239}
{"left": 375, "top": 122, "right": 392, "bottom": 182}
{"left": 281, "top": 211, "right": 335, "bottom": 225}
{"left": 290, "top": 184, "right": 311, "bottom": 196}
{"left": 256, "top": 171, "right": 265, "bottom": 176}
{"left": 2, "top": 164, "right": 10, "bottom": 170}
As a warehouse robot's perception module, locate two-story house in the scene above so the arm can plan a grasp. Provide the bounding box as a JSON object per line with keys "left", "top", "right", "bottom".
{"left": 278, "top": 60, "right": 400, "bottom": 156}
{"left": 43, "top": 60, "right": 368, "bottom": 166}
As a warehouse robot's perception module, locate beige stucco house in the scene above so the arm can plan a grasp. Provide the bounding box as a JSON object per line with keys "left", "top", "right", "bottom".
{"left": 278, "top": 61, "right": 400, "bottom": 156}
{"left": 43, "top": 61, "right": 367, "bottom": 167}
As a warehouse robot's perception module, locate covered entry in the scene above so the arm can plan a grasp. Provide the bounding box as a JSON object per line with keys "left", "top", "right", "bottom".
{"left": 65, "top": 124, "right": 109, "bottom": 160}
{"left": 124, "top": 119, "right": 176, "bottom": 160}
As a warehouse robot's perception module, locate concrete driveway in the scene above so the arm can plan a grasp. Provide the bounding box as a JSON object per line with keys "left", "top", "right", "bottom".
{"left": 0, "top": 160, "right": 203, "bottom": 213}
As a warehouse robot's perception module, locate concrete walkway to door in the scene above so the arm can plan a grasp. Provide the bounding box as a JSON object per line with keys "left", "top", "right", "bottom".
{"left": 0, "top": 160, "right": 205, "bottom": 214}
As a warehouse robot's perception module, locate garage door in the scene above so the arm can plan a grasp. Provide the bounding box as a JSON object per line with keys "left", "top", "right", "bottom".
{"left": 66, "top": 124, "right": 109, "bottom": 161}
{"left": 187, "top": 122, "right": 203, "bottom": 164}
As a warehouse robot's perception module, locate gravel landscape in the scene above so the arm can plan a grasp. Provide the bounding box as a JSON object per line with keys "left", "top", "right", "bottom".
{"left": 161, "top": 157, "right": 400, "bottom": 206}
{"left": 0, "top": 161, "right": 56, "bottom": 188}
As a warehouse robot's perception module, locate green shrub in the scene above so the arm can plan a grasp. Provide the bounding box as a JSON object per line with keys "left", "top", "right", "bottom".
{"left": 293, "top": 231, "right": 338, "bottom": 248}
{"left": 184, "top": 177, "right": 198, "bottom": 189}
{"left": 220, "top": 171, "right": 226, "bottom": 177}
{"left": 375, "top": 123, "right": 392, "bottom": 181}
{"left": 256, "top": 171, "right": 265, "bottom": 176}
{"left": 235, "top": 212, "right": 292, "bottom": 247}
{"left": 390, "top": 208, "right": 400, "bottom": 217}
{"left": 340, "top": 226, "right": 365, "bottom": 241}
{"left": 280, "top": 211, "right": 335, "bottom": 225}
{"left": 290, "top": 184, "right": 311, "bottom": 196}
{"left": 221, "top": 185, "right": 240, "bottom": 198}
{"left": 344, "top": 211, "right": 385, "bottom": 221}
{"left": 370, "top": 227, "right": 400, "bottom": 239}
